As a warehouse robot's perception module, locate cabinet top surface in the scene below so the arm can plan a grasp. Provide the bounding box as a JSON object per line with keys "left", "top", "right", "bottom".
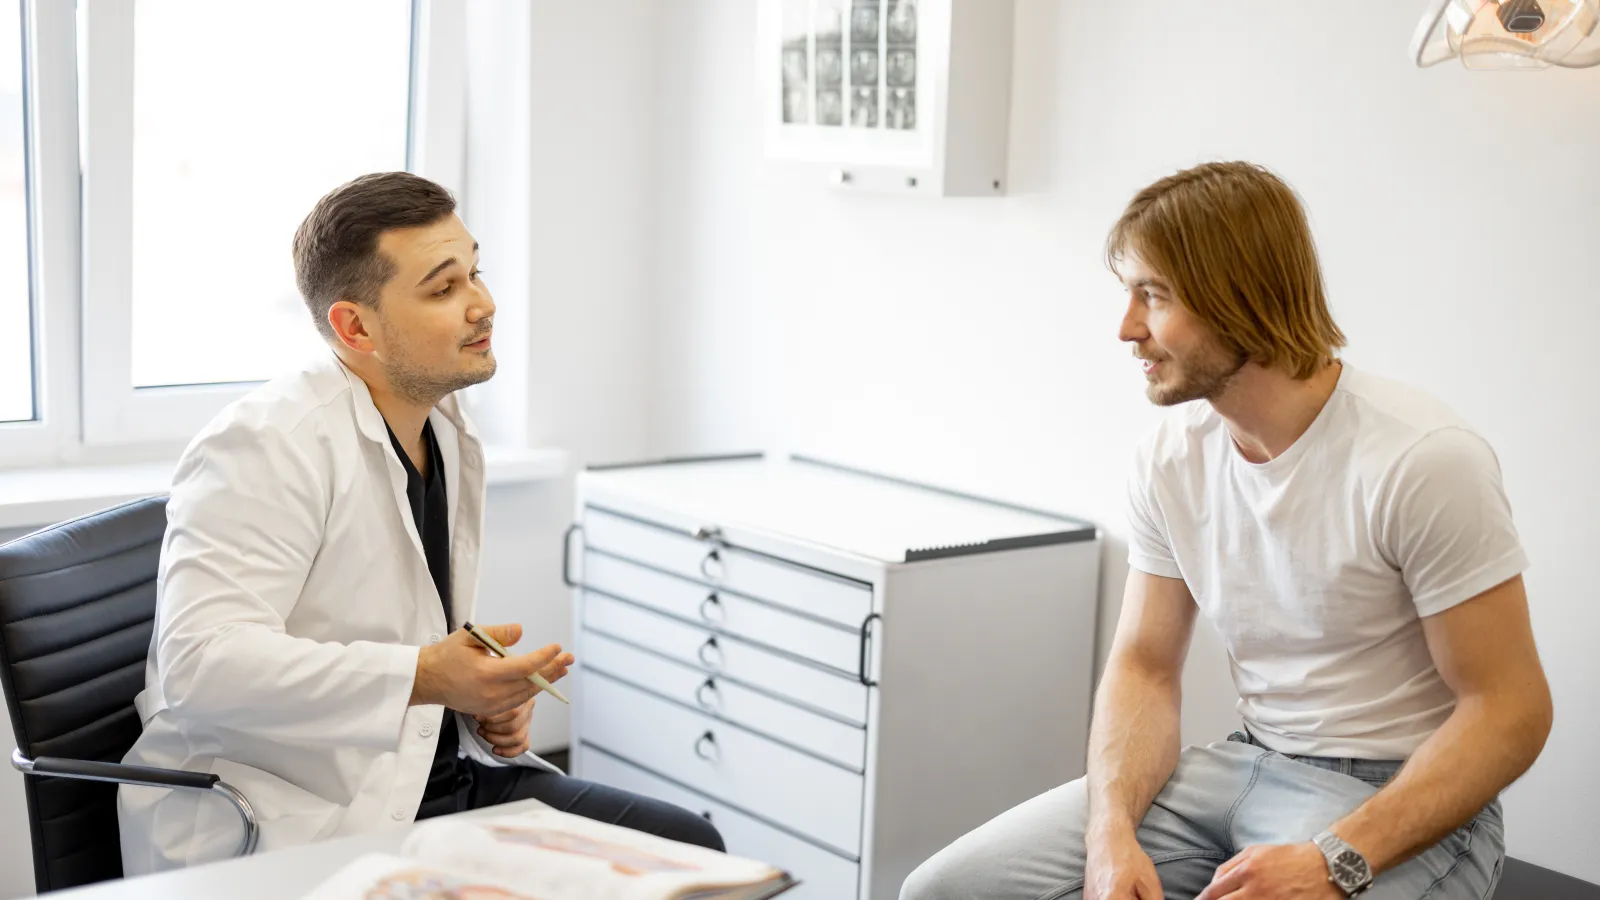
{"left": 579, "top": 455, "right": 1096, "bottom": 564}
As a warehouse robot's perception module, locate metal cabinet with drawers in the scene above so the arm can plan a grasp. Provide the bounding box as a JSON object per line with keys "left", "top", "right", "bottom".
{"left": 564, "top": 454, "right": 1101, "bottom": 900}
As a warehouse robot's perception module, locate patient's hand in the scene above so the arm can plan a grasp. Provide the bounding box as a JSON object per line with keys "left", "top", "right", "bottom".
{"left": 1084, "top": 823, "right": 1163, "bottom": 900}
{"left": 1194, "top": 843, "right": 1341, "bottom": 900}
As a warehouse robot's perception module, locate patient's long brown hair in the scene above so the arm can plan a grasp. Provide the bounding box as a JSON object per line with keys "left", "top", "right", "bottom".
{"left": 1107, "top": 161, "right": 1346, "bottom": 379}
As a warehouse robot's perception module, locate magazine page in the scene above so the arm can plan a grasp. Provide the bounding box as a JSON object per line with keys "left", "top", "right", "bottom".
{"left": 300, "top": 852, "right": 548, "bottom": 900}
{"left": 398, "top": 807, "right": 787, "bottom": 900}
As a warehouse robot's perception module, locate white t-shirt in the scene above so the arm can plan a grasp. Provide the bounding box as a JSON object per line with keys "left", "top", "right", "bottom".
{"left": 1128, "top": 363, "right": 1528, "bottom": 759}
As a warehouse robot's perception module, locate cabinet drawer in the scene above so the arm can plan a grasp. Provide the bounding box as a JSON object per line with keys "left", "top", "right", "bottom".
{"left": 581, "top": 629, "right": 866, "bottom": 771}
{"left": 583, "top": 507, "right": 872, "bottom": 629}
{"left": 582, "top": 592, "right": 869, "bottom": 726}
{"left": 578, "top": 747, "right": 861, "bottom": 900}
{"left": 585, "top": 551, "right": 861, "bottom": 673}
{"left": 577, "top": 670, "right": 864, "bottom": 854}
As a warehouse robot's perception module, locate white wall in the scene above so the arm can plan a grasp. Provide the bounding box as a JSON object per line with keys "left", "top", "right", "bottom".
{"left": 647, "top": 0, "right": 1600, "bottom": 884}
{"left": 508, "top": 0, "right": 668, "bottom": 749}
{"left": 459, "top": 0, "right": 672, "bottom": 755}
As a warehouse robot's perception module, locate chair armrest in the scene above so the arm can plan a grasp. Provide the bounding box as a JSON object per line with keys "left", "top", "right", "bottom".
{"left": 11, "top": 748, "right": 259, "bottom": 856}
{"left": 12, "top": 749, "right": 219, "bottom": 791}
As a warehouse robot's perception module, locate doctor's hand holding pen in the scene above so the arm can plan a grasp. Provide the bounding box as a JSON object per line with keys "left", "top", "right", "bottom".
{"left": 407, "top": 623, "right": 575, "bottom": 723}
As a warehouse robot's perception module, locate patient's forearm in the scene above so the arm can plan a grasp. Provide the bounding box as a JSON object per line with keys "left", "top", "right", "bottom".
{"left": 1333, "top": 692, "right": 1552, "bottom": 873}
{"left": 1085, "top": 658, "right": 1183, "bottom": 835}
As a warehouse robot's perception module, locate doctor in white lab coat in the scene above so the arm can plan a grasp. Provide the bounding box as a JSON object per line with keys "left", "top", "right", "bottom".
{"left": 118, "top": 172, "right": 724, "bottom": 873}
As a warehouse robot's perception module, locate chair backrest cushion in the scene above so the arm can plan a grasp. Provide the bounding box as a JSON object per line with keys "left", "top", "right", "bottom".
{"left": 0, "top": 496, "right": 168, "bottom": 892}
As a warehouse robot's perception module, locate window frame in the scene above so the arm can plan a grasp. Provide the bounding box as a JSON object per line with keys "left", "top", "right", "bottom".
{"left": 0, "top": 0, "right": 80, "bottom": 466}
{"left": 72, "top": 0, "right": 467, "bottom": 448}
{"left": 0, "top": 0, "right": 38, "bottom": 429}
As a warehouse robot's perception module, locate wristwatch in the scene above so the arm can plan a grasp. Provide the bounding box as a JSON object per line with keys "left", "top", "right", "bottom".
{"left": 1313, "top": 830, "right": 1373, "bottom": 896}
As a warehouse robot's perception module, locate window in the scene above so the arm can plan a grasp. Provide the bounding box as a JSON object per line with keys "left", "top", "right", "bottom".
{"left": 0, "top": 0, "right": 465, "bottom": 462}
{"left": 0, "top": 4, "right": 31, "bottom": 424}
{"left": 127, "top": 1, "right": 412, "bottom": 389}
{"left": 79, "top": 0, "right": 439, "bottom": 444}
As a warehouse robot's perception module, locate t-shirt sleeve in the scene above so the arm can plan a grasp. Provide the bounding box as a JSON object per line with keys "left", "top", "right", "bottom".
{"left": 1384, "top": 427, "right": 1529, "bottom": 617}
{"left": 1127, "top": 452, "right": 1183, "bottom": 580}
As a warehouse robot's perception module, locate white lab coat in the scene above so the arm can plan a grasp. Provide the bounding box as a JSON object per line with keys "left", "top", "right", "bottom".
{"left": 118, "top": 352, "right": 557, "bottom": 874}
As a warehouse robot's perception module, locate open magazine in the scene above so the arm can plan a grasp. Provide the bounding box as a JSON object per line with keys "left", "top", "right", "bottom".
{"left": 301, "top": 807, "right": 798, "bottom": 900}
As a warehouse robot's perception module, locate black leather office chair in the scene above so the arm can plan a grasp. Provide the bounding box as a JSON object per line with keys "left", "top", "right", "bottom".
{"left": 0, "top": 496, "right": 256, "bottom": 893}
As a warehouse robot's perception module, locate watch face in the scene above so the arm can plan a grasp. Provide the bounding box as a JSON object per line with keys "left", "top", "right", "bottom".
{"left": 1332, "top": 849, "right": 1371, "bottom": 887}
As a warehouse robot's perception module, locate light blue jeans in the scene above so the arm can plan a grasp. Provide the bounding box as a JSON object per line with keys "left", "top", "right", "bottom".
{"left": 900, "top": 732, "right": 1504, "bottom": 900}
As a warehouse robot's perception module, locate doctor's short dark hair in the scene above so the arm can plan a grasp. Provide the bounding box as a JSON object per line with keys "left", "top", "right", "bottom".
{"left": 292, "top": 172, "right": 457, "bottom": 341}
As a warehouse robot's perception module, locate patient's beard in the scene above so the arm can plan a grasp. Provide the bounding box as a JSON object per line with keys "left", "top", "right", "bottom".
{"left": 1149, "top": 339, "right": 1248, "bottom": 407}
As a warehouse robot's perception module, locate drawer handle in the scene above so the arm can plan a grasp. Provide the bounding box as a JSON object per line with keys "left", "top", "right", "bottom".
{"left": 697, "top": 636, "right": 724, "bottom": 670}
{"left": 699, "top": 592, "right": 725, "bottom": 624}
{"left": 560, "top": 523, "right": 584, "bottom": 589}
{"left": 695, "top": 677, "right": 721, "bottom": 711}
{"left": 693, "top": 525, "right": 723, "bottom": 542}
{"left": 699, "top": 549, "right": 725, "bottom": 582}
{"left": 858, "top": 612, "right": 882, "bottom": 687}
{"left": 694, "top": 730, "right": 720, "bottom": 763}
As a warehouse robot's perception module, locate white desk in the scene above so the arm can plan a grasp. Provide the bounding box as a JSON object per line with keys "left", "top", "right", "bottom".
{"left": 53, "top": 799, "right": 550, "bottom": 900}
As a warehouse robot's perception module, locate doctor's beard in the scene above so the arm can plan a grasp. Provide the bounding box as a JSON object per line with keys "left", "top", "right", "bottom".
{"left": 380, "top": 322, "right": 497, "bottom": 406}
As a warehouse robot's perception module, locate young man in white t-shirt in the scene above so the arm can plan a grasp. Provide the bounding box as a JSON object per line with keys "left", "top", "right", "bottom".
{"left": 900, "top": 162, "right": 1553, "bottom": 900}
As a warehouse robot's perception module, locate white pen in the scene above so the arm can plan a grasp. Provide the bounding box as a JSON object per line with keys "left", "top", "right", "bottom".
{"left": 461, "top": 621, "right": 571, "bottom": 705}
